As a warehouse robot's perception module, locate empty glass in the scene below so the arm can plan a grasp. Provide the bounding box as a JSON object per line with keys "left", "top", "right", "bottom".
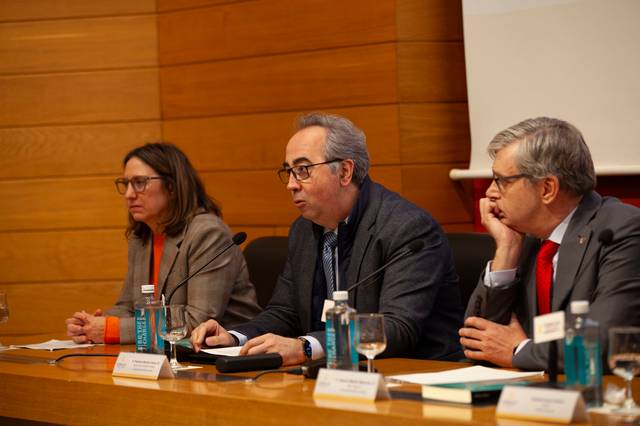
{"left": 608, "top": 327, "right": 640, "bottom": 415}
{"left": 157, "top": 304, "right": 187, "bottom": 371}
{"left": 0, "top": 293, "right": 8, "bottom": 349}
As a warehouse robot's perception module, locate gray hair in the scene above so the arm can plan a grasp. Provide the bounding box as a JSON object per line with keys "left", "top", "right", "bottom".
{"left": 488, "top": 117, "right": 596, "bottom": 196}
{"left": 296, "top": 112, "right": 370, "bottom": 186}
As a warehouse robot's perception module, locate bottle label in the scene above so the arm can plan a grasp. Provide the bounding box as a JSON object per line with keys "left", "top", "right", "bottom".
{"left": 325, "top": 318, "right": 337, "bottom": 368}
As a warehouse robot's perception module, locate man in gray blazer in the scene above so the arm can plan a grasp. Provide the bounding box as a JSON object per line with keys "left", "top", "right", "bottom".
{"left": 192, "top": 112, "right": 463, "bottom": 365}
{"left": 460, "top": 117, "right": 640, "bottom": 370}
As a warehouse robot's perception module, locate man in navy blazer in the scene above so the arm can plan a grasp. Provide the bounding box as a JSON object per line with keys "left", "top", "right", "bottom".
{"left": 460, "top": 117, "right": 640, "bottom": 370}
{"left": 192, "top": 112, "right": 463, "bottom": 365}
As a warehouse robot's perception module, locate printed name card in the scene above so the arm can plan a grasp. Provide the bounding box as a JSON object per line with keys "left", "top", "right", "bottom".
{"left": 313, "top": 368, "right": 390, "bottom": 402}
{"left": 533, "top": 311, "right": 565, "bottom": 343}
{"left": 496, "top": 385, "right": 586, "bottom": 424}
{"left": 112, "top": 352, "right": 174, "bottom": 380}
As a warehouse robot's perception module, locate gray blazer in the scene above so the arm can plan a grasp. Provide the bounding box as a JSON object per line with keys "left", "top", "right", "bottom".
{"left": 466, "top": 192, "right": 640, "bottom": 370}
{"left": 234, "top": 179, "right": 463, "bottom": 360}
{"left": 106, "top": 213, "right": 261, "bottom": 343}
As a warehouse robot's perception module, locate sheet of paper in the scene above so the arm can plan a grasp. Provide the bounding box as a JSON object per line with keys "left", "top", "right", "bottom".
{"left": 12, "top": 339, "right": 96, "bottom": 351}
{"left": 201, "top": 346, "right": 242, "bottom": 357}
{"left": 387, "top": 365, "right": 543, "bottom": 386}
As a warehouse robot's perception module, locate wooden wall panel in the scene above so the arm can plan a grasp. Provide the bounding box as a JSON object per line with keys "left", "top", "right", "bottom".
{"left": 160, "top": 43, "right": 399, "bottom": 119}
{"left": 0, "top": 122, "right": 161, "bottom": 179}
{"left": 0, "top": 230, "right": 127, "bottom": 283}
{"left": 396, "top": 0, "right": 464, "bottom": 41}
{"left": 158, "top": 0, "right": 396, "bottom": 65}
{"left": 0, "top": 281, "right": 122, "bottom": 336}
{"left": 0, "top": 15, "right": 157, "bottom": 74}
{"left": 401, "top": 164, "right": 474, "bottom": 224}
{"left": 163, "top": 105, "right": 401, "bottom": 171}
{"left": 399, "top": 103, "right": 470, "bottom": 164}
{"left": 397, "top": 42, "right": 468, "bottom": 102}
{"left": 0, "top": 69, "right": 160, "bottom": 126}
{"left": 0, "top": 178, "right": 125, "bottom": 232}
{"left": 0, "top": 0, "right": 156, "bottom": 22}
{"left": 157, "top": 0, "right": 240, "bottom": 13}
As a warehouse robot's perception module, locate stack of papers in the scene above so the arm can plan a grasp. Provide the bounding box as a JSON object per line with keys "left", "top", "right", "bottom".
{"left": 387, "top": 365, "right": 544, "bottom": 386}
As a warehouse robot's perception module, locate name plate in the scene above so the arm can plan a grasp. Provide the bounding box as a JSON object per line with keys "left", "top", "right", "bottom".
{"left": 496, "top": 385, "right": 586, "bottom": 424}
{"left": 313, "top": 368, "right": 390, "bottom": 402}
{"left": 533, "top": 311, "right": 565, "bottom": 343}
{"left": 112, "top": 352, "right": 174, "bottom": 380}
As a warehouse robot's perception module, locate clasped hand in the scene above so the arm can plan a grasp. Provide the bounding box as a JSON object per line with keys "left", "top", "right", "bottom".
{"left": 64, "top": 309, "right": 105, "bottom": 343}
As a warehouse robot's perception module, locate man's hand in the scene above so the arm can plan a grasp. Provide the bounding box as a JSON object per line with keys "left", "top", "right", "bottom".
{"left": 65, "top": 309, "right": 105, "bottom": 343}
{"left": 459, "top": 314, "right": 527, "bottom": 367}
{"left": 479, "top": 197, "right": 524, "bottom": 270}
{"left": 240, "top": 334, "right": 305, "bottom": 366}
{"left": 190, "top": 319, "right": 235, "bottom": 352}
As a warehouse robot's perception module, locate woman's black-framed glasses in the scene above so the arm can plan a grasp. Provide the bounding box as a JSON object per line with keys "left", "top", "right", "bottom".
{"left": 277, "top": 159, "right": 344, "bottom": 184}
{"left": 114, "top": 176, "right": 163, "bottom": 194}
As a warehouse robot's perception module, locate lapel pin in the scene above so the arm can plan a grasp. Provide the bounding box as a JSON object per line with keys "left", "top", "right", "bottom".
{"left": 578, "top": 235, "right": 586, "bottom": 245}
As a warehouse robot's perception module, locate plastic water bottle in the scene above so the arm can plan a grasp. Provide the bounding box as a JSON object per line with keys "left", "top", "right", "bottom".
{"left": 134, "top": 284, "right": 164, "bottom": 354}
{"left": 325, "top": 291, "right": 358, "bottom": 371}
{"left": 564, "top": 300, "right": 602, "bottom": 406}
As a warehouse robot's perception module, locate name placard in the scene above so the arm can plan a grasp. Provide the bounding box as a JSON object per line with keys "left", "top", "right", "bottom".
{"left": 533, "top": 311, "right": 565, "bottom": 343}
{"left": 112, "top": 352, "right": 174, "bottom": 380}
{"left": 313, "top": 368, "right": 390, "bottom": 402}
{"left": 496, "top": 385, "right": 586, "bottom": 424}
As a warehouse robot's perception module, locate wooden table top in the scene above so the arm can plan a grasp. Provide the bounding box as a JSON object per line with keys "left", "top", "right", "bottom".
{"left": 0, "top": 337, "right": 637, "bottom": 426}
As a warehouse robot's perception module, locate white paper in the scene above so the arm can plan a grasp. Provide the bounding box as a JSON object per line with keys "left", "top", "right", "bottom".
{"left": 12, "top": 339, "right": 96, "bottom": 351}
{"left": 387, "top": 365, "right": 543, "bottom": 386}
{"left": 201, "top": 346, "right": 242, "bottom": 357}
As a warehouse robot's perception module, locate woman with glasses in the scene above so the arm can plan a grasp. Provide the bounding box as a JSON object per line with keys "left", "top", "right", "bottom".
{"left": 65, "top": 142, "right": 261, "bottom": 345}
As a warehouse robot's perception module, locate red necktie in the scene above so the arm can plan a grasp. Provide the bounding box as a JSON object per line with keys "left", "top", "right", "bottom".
{"left": 536, "top": 240, "right": 559, "bottom": 315}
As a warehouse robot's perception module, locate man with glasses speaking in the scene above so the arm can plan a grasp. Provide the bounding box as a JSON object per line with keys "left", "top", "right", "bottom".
{"left": 459, "top": 117, "right": 640, "bottom": 370}
{"left": 191, "top": 112, "right": 463, "bottom": 365}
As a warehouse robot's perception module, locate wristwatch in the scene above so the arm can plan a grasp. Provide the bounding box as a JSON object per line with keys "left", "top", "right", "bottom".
{"left": 298, "top": 337, "right": 312, "bottom": 360}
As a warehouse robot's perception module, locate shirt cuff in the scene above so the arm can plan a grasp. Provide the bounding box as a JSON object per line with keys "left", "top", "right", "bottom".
{"left": 483, "top": 261, "right": 517, "bottom": 288}
{"left": 301, "top": 336, "right": 324, "bottom": 360}
{"left": 228, "top": 330, "right": 247, "bottom": 346}
{"left": 514, "top": 338, "right": 531, "bottom": 355}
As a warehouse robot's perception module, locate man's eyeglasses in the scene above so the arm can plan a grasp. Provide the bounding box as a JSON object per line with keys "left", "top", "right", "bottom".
{"left": 277, "top": 159, "right": 344, "bottom": 184}
{"left": 114, "top": 176, "right": 163, "bottom": 194}
{"left": 492, "top": 172, "right": 531, "bottom": 192}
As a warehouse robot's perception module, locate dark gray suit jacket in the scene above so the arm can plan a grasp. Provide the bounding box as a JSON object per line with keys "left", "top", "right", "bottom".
{"left": 466, "top": 192, "right": 640, "bottom": 370}
{"left": 234, "top": 179, "right": 463, "bottom": 360}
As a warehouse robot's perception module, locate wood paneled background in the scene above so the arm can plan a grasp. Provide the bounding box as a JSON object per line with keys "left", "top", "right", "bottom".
{"left": 0, "top": 0, "right": 471, "bottom": 339}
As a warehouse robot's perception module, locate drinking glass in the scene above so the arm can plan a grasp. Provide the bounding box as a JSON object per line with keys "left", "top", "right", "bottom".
{"left": 157, "top": 304, "right": 187, "bottom": 371}
{"left": 354, "top": 313, "right": 387, "bottom": 373}
{"left": 608, "top": 327, "right": 640, "bottom": 415}
{"left": 0, "top": 293, "right": 9, "bottom": 349}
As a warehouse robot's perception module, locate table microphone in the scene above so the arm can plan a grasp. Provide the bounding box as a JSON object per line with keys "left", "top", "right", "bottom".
{"left": 165, "top": 232, "right": 247, "bottom": 303}
{"left": 346, "top": 240, "right": 424, "bottom": 292}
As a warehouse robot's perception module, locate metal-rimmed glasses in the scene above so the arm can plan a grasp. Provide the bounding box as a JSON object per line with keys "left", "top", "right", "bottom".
{"left": 492, "top": 172, "right": 532, "bottom": 192}
{"left": 277, "top": 159, "right": 344, "bottom": 184}
{"left": 114, "top": 176, "right": 163, "bottom": 195}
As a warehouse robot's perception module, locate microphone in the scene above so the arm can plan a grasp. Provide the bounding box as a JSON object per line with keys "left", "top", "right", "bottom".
{"left": 346, "top": 240, "right": 424, "bottom": 292}
{"left": 165, "top": 232, "right": 247, "bottom": 303}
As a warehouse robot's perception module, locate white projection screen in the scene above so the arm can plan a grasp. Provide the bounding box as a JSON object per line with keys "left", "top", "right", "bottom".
{"left": 451, "top": 0, "right": 640, "bottom": 179}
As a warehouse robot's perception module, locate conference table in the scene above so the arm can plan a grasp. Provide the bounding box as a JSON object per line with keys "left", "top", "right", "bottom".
{"left": 0, "top": 336, "right": 637, "bottom": 425}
